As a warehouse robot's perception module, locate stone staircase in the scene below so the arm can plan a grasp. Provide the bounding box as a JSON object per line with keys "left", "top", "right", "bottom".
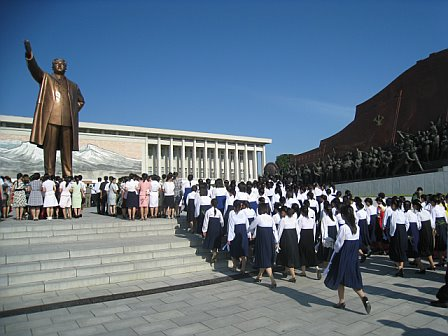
{"left": 0, "top": 212, "right": 227, "bottom": 301}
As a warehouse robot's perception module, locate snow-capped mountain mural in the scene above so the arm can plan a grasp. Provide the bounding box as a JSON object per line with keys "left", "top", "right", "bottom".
{"left": 0, "top": 140, "right": 142, "bottom": 178}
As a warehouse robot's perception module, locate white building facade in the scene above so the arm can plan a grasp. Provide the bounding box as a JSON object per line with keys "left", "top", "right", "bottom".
{"left": 0, "top": 115, "right": 271, "bottom": 181}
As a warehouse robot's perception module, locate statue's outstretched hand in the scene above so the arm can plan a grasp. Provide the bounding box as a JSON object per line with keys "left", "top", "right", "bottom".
{"left": 24, "top": 40, "right": 32, "bottom": 58}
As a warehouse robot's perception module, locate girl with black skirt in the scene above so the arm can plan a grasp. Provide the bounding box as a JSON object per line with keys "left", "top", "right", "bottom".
{"left": 404, "top": 201, "right": 422, "bottom": 272}
{"left": 298, "top": 205, "right": 321, "bottom": 279}
{"left": 202, "top": 199, "right": 224, "bottom": 263}
{"left": 277, "top": 207, "right": 301, "bottom": 282}
{"left": 430, "top": 195, "right": 447, "bottom": 267}
{"left": 249, "top": 203, "right": 279, "bottom": 288}
{"left": 412, "top": 200, "right": 436, "bottom": 271}
{"left": 228, "top": 200, "right": 250, "bottom": 273}
{"left": 321, "top": 201, "right": 338, "bottom": 263}
{"left": 194, "top": 184, "right": 212, "bottom": 234}
{"left": 389, "top": 199, "right": 409, "bottom": 277}
{"left": 186, "top": 185, "right": 197, "bottom": 232}
{"left": 355, "top": 201, "right": 371, "bottom": 262}
{"left": 324, "top": 205, "right": 371, "bottom": 314}
{"left": 364, "top": 198, "right": 377, "bottom": 245}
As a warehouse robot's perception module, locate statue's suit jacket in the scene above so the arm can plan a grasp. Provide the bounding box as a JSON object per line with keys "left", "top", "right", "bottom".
{"left": 27, "top": 55, "right": 84, "bottom": 150}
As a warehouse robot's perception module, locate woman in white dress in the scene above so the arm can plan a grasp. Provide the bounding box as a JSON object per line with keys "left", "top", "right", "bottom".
{"left": 42, "top": 175, "right": 58, "bottom": 220}
{"left": 59, "top": 176, "right": 73, "bottom": 219}
{"left": 108, "top": 177, "right": 118, "bottom": 216}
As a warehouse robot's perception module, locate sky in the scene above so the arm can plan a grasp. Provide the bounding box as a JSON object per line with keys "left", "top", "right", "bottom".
{"left": 0, "top": 0, "right": 447, "bottom": 163}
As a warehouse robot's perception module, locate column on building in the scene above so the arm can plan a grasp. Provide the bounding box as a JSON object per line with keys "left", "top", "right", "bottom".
{"left": 143, "top": 137, "right": 149, "bottom": 173}
{"left": 181, "top": 139, "right": 186, "bottom": 178}
{"left": 225, "top": 142, "right": 230, "bottom": 181}
{"left": 244, "top": 143, "right": 249, "bottom": 181}
{"left": 214, "top": 141, "right": 219, "bottom": 179}
{"left": 204, "top": 140, "right": 208, "bottom": 179}
{"left": 253, "top": 147, "right": 258, "bottom": 179}
{"left": 193, "top": 139, "right": 197, "bottom": 179}
{"left": 169, "top": 137, "right": 174, "bottom": 174}
{"left": 262, "top": 145, "right": 266, "bottom": 170}
{"left": 157, "top": 136, "right": 162, "bottom": 176}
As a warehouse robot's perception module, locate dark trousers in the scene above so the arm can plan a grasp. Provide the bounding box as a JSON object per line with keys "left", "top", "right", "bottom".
{"left": 93, "top": 194, "right": 100, "bottom": 214}
{"left": 100, "top": 192, "right": 108, "bottom": 215}
{"left": 43, "top": 124, "right": 73, "bottom": 177}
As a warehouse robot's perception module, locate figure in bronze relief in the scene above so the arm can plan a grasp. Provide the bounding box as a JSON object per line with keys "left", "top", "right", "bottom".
{"left": 24, "top": 40, "right": 85, "bottom": 177}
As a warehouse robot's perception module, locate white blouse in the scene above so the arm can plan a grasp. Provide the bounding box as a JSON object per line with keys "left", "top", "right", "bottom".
{"left": 278, "top": 216, "right": 300, "bottom": 243}
{"left": 202, "top": 207, "right": 224, "bottom": 232}
{"left": 416, "top": 209, "right": 435, "bottom": 229}
{"left": 390, "top": 209, "right": 409, "bottom": 237}
{"left": 334, "top": 224, "right": 360, "bottom": 253}
{"left": 195, "top": 195, "right": 212, "bottom": 218}
{"left": 227, "top": 210, "right": 250, "bottom": 241}
{"left": 321, "top": 214, "right": 338, "bottom": 240}
{"left": 431, "top": 204, "right": 448, "bottom": 223}
{"left": 405, "top": 210, "right": 420, "bottom": 229}
{"left": 248, "top": 214, "right": 279, "bottom": 243}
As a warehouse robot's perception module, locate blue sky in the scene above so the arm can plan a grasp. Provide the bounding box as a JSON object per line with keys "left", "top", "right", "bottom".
{"left": 0, "top": 0, "right": 447, "bottom": 163}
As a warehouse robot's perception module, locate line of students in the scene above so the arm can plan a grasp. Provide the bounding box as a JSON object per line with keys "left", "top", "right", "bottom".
{"left": 184, "top": 178, "right": 448, "bottom": 313}
{"left": 186, "top": 178, "right": 372, "bottom": 313}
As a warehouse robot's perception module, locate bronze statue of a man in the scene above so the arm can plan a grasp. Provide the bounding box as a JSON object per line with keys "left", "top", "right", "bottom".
{"left": 24, "top": 40, "right": 85, "bottom": 177}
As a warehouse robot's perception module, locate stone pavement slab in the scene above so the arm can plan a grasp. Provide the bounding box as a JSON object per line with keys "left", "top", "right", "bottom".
{"left": 0, "top": 255, "right": 447, "bottom": 335}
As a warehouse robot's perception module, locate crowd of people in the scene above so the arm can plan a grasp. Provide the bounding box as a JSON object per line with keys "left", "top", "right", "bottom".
{"left": 0, "top": 173, "right": 89, "bottom": 220}
{"left": 1, "top": 172, "right": 447, "bottom": 309}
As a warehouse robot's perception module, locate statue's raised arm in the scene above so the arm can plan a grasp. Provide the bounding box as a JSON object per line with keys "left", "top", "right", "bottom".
{"left": 24, "top": 39, "right": 45, "bottom": 83}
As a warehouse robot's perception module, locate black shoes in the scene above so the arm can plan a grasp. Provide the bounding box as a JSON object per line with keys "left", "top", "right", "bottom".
{"left": 254, "top": 277, "right": 262, "bottom": 283}
{"left": 394, "top": 269, "right": 404, "bottom": 277}
{"left": 316, "top": 269, "right": 322, "bottom": 280}
{"left": 362, "top": 296, "right": 371, "bottom": 314}
{"left": 360, "top": 255, "right": 367, "bottom": 263}
{"left": 288, "top": 277, "right": 296, "bottom": 283}
{"left": 415, "top": 269, "right": 426, "bottom": 274}
{"left": 430, "top": 300, "right": 448, "bottom": 308}
{"left": 333, "top": 302, "right": 346, "bottom": 309}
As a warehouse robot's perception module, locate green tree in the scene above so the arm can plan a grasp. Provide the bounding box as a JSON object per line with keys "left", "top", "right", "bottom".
{"left": 276, "top": 154, "right": 294, "bottom": 173}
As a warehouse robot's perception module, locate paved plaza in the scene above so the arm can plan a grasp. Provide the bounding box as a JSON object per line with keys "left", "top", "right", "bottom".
{"left": 0, "top": 248, "right": 446, "bottom": 335}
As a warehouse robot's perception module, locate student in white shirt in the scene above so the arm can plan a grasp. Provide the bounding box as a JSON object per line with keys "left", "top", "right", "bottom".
{"left": 389, "top": 199, "right": 409, "bottom": 277}
{"left": 125, "top": 174, "right": 139, "bottom": 221}
{"left": 186, "top": 185, "right": 198, "bottom": 232}
{"left": 228, "top": 200, "right": 250, "bottom": 273}
{"left": 324, "top": 205, "right": 371, "bottom": 314}
{"left": 298, "top": 205, "right": 321, "bottom": 279}
{"left": 195, "top": 184, "right": 212, "bottom": 234}
{"left": 321, "top": 201, "right": 338, "bottom": 262}
{"left": 248, "top": 202, "right": 279, "bottom": 288}
{"left": 277, "top": 207, "right": 301, "bottom": 282}
{"left": 149, "top": 175, "right": 161, "bottom": 218}
{"left": 412, "top": 200, "right": 436, "bottom": 271}
{"left": 202, "top": 199, "right": 224, "bottom": 263}
{"left": 430, "top": 195, "right": 447, "bottom": 267}
{"left": 163, "top": 174, "right": 176, "bottom": 219}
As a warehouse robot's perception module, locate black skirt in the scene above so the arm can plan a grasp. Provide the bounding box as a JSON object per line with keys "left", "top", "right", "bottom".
{"left": 187, "top": 199, "right": 195, "bottom": 222}
{"left": 369, "top": 215, "right": 377, "bottom": 242}
{"left": 389, "top": 224, "right": 408, "bottom": 262}
{"left": 230, "top": 223, "right": 249, "bottom": 258}
{"left": 126, "top": 191, "right": 139, "bottom": 208}
{"left": 419, "top": 220, "right": 434, "bottom": 257}
{"left": 358, "top": 218, "right": 371, "bottom": 250}
{"left": 277, "top": 228, "right": 300, "bottom": 268}
{"left": 196, "top": 204, "right": 211, "bottom": 234}
{"left": 254, "top": 226, "right": 276, "bottom": 268}
{"left": 435, "top": 217, "right": 447, "bottom": 252}
{"left": 164, "top": 195, "right": 175, "bottom": 208}
{"left": 407, "top": 222, "right": 420, "bottom": 259}
{"left": 203, "top": 217, "right": 222, "bottom": 250}
{"left": 298, "top": 229, "right": 318, "bottom": 267}
{"left": 322, "top": 225, "right": 338, "bottom": 262}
